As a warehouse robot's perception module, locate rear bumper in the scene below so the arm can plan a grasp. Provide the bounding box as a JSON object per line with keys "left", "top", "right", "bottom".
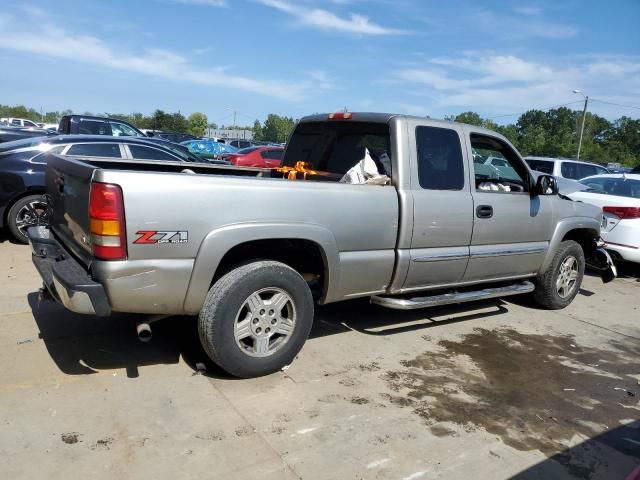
{"left": 28, "top": 226, "right": 111, "bottom": 316}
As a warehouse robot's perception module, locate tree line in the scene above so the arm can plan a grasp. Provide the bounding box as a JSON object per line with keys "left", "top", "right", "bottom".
{"left": 1, "top": 103, "right": 638, "bottom": 166}
{"left": 447, "top": 109, "right": 640, "bottom": 167}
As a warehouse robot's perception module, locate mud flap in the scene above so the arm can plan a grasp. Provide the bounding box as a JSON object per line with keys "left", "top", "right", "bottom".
{"left": 586, "top": 247, "right": 617, "bottom": 283}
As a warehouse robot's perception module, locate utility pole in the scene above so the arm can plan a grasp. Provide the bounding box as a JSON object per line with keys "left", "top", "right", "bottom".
{"left": 573, "top": 90, "right": 588, "bottom": 161}
{"left": 233, "top": 111, "right": 237, "bottom": 132}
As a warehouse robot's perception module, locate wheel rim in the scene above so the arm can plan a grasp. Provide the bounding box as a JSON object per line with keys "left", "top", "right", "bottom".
{"left": 556, "top": 255, "right": 579, "bottom": 299}
{"left": 15, "top": 199, "right": 50, "bottom": 236}
{"left": 234, "top": 287, "right": 297, "bottom": 358}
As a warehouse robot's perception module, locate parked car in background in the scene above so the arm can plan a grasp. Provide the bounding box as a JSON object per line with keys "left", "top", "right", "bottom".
{"left": 0, "top": 126, "right": 58, "bottom": 143}
{"left": 0, "top": 117, "right": 40, "bottom": 128}
{"left": 0, "top": 135, "right": 209, "bottom": 243}
{"left": 181, "top": 139, "right": 238, "bottom": 159}
{"left": 524, "top": 156, "right": 609, "bottom": 180}
{"left": 58, "top": 115, "right": 146, "bottom": 137}
{"left": 144, "top": 130, "right": 200, "bottom": 144}
{"left": 223, "top": 146, "right": 284, "bottom": 168}
{"left": 631, "top": 164, "right": 640, "bottom": 174}
{"left": 568, "top": 174, "right": 640, "bottom": 263}
{"left": 228, "top": 139, "right": 256, "bottom": 149}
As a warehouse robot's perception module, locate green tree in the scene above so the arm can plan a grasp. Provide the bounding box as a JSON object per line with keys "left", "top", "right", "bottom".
{"left": 252, "top": 119, "right": 263, "bottom": 141}
{"left": 259, "top": 114, "right": 294, "bottom": 143}
{"left": 188, "top": 112, "right": 208, "bottom": 137}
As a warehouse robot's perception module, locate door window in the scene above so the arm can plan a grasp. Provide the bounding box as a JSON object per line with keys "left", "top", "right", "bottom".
{"left": 525, "top": 159, "right": 554, "bottom": 174}
{"left": 111, "top": 122, "right": 141, "bottom": 137}
{"left": 66, "top": 143, "right": 121, "bottom": 157}
{"left": 416, "top": 126, "right": 465, "bottom": 190}
{"left": 261, "top": 150, "right": 284, "bottom": 160}
{"left": 471, "top": 134, "right": 528, "bottom": 193}
{"left": 128, "top": 145, "right": 178, "bottom": 161}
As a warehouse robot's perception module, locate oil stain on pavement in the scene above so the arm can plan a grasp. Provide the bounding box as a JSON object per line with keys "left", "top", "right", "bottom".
{"left": 383, "top": 328, "right": 640, "bottom": 474}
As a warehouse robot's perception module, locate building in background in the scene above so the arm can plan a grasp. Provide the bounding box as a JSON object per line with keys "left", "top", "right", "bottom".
{"left": 206, "top": 128, "right": 253, "bottom": 140}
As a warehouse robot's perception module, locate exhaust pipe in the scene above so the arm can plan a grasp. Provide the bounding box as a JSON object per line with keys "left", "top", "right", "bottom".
{"left": 136, "top": 322, "right": 152, "bottom": 342}
{"left": 135, "top": 315, "right": 168, "bottom": 343}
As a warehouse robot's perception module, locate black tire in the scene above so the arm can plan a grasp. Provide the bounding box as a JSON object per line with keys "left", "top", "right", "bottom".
{"left": 198, "top": 261, "right": 314, "bottom": 378}
{"left": 7, "top": 194, "right": 49, "bottom": 244}
{"left": 534, "top": 240, "right": 585, "bottom": 309}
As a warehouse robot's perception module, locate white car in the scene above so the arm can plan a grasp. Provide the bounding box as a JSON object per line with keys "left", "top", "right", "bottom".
{"left": 525, "top": 156, "right": 609, "bottom": 180}
{"left": 0, "top": 117, "right": 40, "bottom": 128}
{"left": 568, "top": 174, "right": 640, "bottom": 263}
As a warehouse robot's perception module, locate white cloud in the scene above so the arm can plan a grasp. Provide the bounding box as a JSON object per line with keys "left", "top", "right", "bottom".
{"left": 472, "top": 8, "right": 577, "bottom": 40}
{"left": 0, "top": 13, "right": 306, "bottom": 101}
{"left": 513, "top": 5, "right": 542, "bottom": 16}
{"left": 394, "top": 52, "right": 640, "bottom": 119}
{"left": 256, "top": 0, "right": 407, "bottom": 35}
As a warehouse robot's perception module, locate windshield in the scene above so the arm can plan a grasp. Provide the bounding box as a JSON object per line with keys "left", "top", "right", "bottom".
{"left": 581, "top": 177, "right": 640, "bottom": 198}
{"left": 283, "top": 121, "right": 391, "bottom": 176}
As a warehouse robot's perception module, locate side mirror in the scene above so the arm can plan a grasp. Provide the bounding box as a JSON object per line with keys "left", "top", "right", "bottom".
{"left": 535, "top": 174, "right": 558, "bottom": 196}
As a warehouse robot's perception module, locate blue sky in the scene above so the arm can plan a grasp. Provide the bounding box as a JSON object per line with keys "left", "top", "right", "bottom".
{"left": 1, "top": 0, "right": 639, "bottom": 125}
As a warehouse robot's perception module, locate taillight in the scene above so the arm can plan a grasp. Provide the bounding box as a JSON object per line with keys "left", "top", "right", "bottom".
{"left": 89, "top": 182, "right": 127, "bottom": 260}
{"left": 603, "top": 206, "right": 640, "bottom": 220}
{"left": 328, "top": 112, "right": 352, "bottom": 120}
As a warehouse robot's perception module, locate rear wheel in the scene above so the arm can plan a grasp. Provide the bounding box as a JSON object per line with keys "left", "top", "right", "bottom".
{"left": 198, "top": 261, "right": 314, "bottom": 378}
{"left": 534, "top": 240, "right": 585, "bottom": 309}
{"left": 7, "top": 194, "right": 49, "bottom": 244}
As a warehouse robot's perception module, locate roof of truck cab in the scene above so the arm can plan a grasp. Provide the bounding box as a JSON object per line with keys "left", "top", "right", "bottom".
{"left": 298, "top": 112, "right": 506, "bottom": 135}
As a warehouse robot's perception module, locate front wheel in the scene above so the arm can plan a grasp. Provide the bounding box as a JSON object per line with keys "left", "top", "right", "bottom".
{"left": 533, "top": 240, "right": 585, "bottom": 309}
{"left": 198, "top": 261, "right": 314, "bottom": 378}
{"left": 7, "top": 194, "right": 50, "bottom": 244}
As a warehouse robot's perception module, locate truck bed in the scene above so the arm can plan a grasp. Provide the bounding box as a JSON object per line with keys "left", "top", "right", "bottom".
{"left": 45, "top": 153, "right": 399, "bottom": 314}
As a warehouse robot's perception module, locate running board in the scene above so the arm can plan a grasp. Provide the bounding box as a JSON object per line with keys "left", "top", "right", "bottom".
{"left": 370, "top": 281, "right": 535, "bottom": 310}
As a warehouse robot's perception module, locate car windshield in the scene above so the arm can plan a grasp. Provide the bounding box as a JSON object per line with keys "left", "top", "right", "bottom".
{"left": 525, "top": 159, "right": 554, "bottom": 174}
{"left": 580, "top": 177, "right": 640, "bottom": 198}
{"left": 236, "top": 147, "right": 261, "bottom": 155}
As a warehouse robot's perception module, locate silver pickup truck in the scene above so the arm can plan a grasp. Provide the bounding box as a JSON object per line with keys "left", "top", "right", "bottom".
{"left": 29, "top": 113, "right": 616, "bottom": 377}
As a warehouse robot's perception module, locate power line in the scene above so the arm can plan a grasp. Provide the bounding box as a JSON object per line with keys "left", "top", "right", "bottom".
{"left": 590, "top": 99, "right": 640, "bottom": 111}
{"left": 486, "top": 100, "right": 583, "bottom": 119}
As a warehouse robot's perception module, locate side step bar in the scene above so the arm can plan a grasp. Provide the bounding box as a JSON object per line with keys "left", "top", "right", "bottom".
{"left": 370, "top": 281, "right": 535, "bottom": 310}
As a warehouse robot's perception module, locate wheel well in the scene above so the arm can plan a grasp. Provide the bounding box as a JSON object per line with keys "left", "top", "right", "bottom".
{"left": 213, "top": 239, "right": 327, "bottom": 298}
{"left": 562, "top": 229, "right": 597, "bottom": 256}
{"left": 2, "top": 189, "right": 45, "bottom": 226}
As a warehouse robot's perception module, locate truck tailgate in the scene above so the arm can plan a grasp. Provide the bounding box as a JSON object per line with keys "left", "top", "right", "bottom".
{"left": 46, "top": 153, "right": 96, "bottom": 267}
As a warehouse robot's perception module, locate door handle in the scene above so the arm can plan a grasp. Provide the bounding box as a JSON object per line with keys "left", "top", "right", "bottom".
{"left": 476, "top": 205, "right": 493, "bottom": 218}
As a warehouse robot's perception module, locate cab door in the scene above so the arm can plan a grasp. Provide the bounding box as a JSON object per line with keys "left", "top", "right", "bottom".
{"left": 402, "top": 122, "right": 473, "bottom": 291}
{"left": 464, "top": 130, "right": 554, "bottom": 282}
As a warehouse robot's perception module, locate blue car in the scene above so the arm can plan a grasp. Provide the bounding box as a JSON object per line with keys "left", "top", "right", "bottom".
{"left": 181, "top": 139, "right": 238, "bottom": 159}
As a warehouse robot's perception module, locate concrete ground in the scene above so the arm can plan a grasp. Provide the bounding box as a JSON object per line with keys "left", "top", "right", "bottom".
{"left": 0, "top": 230, "right": 638, "bottom": 480}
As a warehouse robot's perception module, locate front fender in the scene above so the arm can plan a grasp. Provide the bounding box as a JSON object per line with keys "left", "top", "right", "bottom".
{"left": 539, "top": 217, "right": 600, "bottom": 273}
{"left": 182, "top": 222, "right": 340, "bottom": 314}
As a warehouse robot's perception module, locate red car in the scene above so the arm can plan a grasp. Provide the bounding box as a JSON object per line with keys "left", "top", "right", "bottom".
{"left": 224, "top": 146, "right": 284, "bottom": 168}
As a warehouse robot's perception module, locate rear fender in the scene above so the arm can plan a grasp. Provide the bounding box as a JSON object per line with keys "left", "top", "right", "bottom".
{"left": 182, "top": 223, "right": 340, "bottom": 314}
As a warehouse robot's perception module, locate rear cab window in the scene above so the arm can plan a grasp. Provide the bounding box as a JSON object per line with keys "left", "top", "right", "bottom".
{"left": 282, "top": 121, "right": 392, "bottom": 180}
{"left": 416, "top": 126, "right": 464, "bottom": 190}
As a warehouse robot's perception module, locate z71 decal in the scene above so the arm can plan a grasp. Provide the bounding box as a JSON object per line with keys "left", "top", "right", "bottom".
{"left": 134, "top": 231, "right": 188, "bottom": 244}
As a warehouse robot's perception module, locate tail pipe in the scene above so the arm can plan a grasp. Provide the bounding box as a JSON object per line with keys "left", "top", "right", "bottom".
{"left": 135, "top": 315, "right": 169, "bottom": 343}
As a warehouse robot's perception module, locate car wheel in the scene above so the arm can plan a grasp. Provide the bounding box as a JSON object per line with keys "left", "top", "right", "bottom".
{"left": 7, "top": 194, "right": 49, "bottom": 244}
{"left": 198, "top": 261, "right": 314, "bottom": 378}
{"left": 533, "top": 240, "right": 585, "bottom": 309}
